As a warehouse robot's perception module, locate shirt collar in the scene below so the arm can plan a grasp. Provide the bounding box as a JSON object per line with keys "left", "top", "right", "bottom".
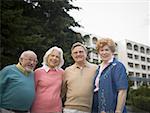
{"left": 74, "top": 61, "right": 91, "bottom": 69}
{"left": 16, "top": 63, "right": 29, "bottom": 76}
{"left": 41, "top": 65, "right": 58, "bottom": 72}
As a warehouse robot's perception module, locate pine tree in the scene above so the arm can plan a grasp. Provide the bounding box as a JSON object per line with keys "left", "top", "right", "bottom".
{"left": 0, "top": 0, "right": 83, "bottom": 69}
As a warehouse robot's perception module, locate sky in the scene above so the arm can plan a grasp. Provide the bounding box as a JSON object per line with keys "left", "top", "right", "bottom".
{"left": 69, "top": 0, "right": 150, "bottom": 46}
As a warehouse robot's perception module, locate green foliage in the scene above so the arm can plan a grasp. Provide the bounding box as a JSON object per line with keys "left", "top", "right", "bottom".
{"left": 132, "top": 96, "right": 150, "bottom": 112}
{"left": 1, "top": 0, "right": 83, "bottom": 69}
{"left": 127, "top": 87, "right": 150, "bottom": 112}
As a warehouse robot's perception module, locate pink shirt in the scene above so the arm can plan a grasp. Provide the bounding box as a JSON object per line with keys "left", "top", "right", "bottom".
{"left": 31, "top": 65, "right": 64, "bottom": 113}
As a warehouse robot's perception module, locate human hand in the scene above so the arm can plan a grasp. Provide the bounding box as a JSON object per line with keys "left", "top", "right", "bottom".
{"left": 101, "top": 111, "right": 106, "bottom": 113}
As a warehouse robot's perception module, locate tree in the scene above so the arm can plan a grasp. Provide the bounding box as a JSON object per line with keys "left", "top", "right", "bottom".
{"left": 0, "top": 0, "right": 83, "bottom": 69}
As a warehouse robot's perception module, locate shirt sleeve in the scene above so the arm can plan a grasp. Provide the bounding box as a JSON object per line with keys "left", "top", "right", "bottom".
{"left": 0, "top": 67, "right": 9, "bottom": 106}
{"left": 61, "top": 69, "right": 68, "bottom": 102}
{"left": 112, "top": 62, "right": 128, "bottom": 90}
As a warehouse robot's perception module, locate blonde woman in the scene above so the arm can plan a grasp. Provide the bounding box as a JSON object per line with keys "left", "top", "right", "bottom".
{"left": 91, "top": 38, "right": 128, "bottom": 113}
{"left": 31, "top": 46, "right": 64, "bottom": 113}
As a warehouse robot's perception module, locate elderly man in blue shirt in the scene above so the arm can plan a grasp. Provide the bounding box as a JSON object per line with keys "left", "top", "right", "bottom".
{"left": 0, "top": 50, "right": 38, "bottom": 113}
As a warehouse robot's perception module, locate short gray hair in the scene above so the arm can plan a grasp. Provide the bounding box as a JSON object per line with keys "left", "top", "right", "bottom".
{"left": 42, "top": 46, "right": 64, "bottom": 68}
{"left": 71, "top": 42, "right": 87, "bottom": 53}
{"left": 20, "top": 50, "right": 37, "bottom": 59}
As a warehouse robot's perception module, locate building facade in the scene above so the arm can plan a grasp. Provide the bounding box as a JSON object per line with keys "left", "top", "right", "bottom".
{"left": 84, "top": 36, "right": 100, "bottom": 64}
{"left": 117, "top": 39, "right": 150, "bottom": 89}
{"left": 84, "top": 37, "right": 150, "bottom": 89}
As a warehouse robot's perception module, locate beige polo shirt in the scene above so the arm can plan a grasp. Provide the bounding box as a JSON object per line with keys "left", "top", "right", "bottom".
{"left": 62, "top": 61, "right": 97, "bottom": 112}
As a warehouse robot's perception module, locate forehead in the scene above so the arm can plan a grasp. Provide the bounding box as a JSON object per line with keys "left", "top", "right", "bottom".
{"left": 99, "top": 45, "right": 110, "bottom": 50}
{"left": 24, "top": 53, "right": 37, "bottom": 59}
{"left": 72, "top": 46, "right": 85, "bottom": 52}
{"left": 50, "top": 49, "right": 60, "bottom": 56}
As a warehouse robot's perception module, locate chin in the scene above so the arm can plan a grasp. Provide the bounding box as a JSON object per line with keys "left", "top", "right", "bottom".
{"left": 25, "top": 67, "right": 33, "bottom": 72}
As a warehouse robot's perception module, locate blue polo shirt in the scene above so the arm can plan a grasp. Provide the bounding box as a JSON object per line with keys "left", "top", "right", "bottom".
{"left": 0, "top": 64, "right": 35, "bottom": 110}
{"left": 93, "top": 58, "right": 128, "bottom": 113}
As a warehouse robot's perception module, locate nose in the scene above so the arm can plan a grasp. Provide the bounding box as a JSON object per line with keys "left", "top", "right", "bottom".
{"left": 76, "top": 52, "right": 80, "bottom": 55}
{"left": 30, "top": 61, "right": 35, "bottom": 65}
{"left": 102, "top": 50, "right": 107, "bottom": 54}
{"left": 31, "top": 60, "right": 35, "bottom": 64}
{"left": 53, "top": 56, "right": 57, "bottom": 59}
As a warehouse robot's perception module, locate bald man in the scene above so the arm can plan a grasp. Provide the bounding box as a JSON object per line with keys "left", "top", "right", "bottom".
{"left": 0, "top": 50, "right": 38, "bottom": 113}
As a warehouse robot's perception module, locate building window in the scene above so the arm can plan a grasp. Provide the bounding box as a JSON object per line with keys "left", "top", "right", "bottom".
{"left": 93, "top": 53, "right": 98, "bottom": 58}
{"left": 127, "top": 43, "right": 132, "bottom": 50}
{"left": 136, "top": 73, "right": 140, "bottom": 77}
{"left": 128, "top": 62, "right": 133, "bottom": 68}
{"left": 92, "top": 37, "right": 97, "bottom": 44}
{"left": 135, "top": 64, "right": 140, "bottom": 69}
{"left": 141, "top": 56, "right": 145, "bottom": 62}
{"left": 147, "top": 66, "right": 150, "bottom": 71}
{"left": 143, "top": 82, "right": 147, "bottom": 86}
{"left": 134, "top": 45, "right": 138, "bottom": 51}
{"left": 146, "top": 48, "right": 150, "bottom": 54}
{"left": 147, "top": 57, "right": 150, "bottom": 63}
{"left": 114, "top": 53, "right": 118, "bottom": 59}
{"left": 128, "top": 71, "right": 134, "bottom": 76}
{"left": 134, "top": 55, "right": 139, "bottom": 60}
{"left": 83, "top": 35, "right": 90, "bottom": 45}
{"left": 141, "top": 65, "right": 146, "bottom": 70}
{"left": 140, "top": 46, "right": 145, "bottom": 53}
{"left": 137, "top": 81, "right": 141, "bottom": 87}
{"left": 142, "top": 73, "right": 146, "bottom": 78}
{"left": 93, "top": 59, "right": 98, "bottom": 64}
{"left": 127, "top": 53, "right": 133, "bottom": 59}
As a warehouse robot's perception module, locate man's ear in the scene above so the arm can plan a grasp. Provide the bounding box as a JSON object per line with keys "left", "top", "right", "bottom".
{"left": 19, "top": 57, "right": 23, "bottom": 64}
{"left": 71, "top": 53, "right": 73, "bottom": 58}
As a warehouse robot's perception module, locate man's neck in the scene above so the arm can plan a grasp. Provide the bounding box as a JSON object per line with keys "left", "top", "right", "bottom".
{"left": 76, "top": 61, "right": 87, "bottom": 68}
{"left": 16, "top": 63, "right": 30, "bottom": 75}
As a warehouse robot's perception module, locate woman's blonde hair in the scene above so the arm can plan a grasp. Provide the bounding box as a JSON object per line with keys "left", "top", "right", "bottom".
{"left": 42, "top": 46, "right": 64, "bottom": 68}
{"left": 96, "top": 38, "right": 116, "bottom": 53}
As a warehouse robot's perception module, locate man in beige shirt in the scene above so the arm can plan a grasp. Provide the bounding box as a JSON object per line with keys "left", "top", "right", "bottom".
{"left": 62, "top": 42, "right": 97, "bottom": 113}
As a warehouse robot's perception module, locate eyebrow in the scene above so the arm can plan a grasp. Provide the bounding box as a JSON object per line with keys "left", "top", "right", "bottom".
{"left": 73, "top": 50, "right": 84, "bottom": 53}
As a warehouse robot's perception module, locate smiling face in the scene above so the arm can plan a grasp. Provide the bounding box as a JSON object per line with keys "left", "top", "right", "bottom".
{"left": 47, "top": 49, "right": 60, "bottom": 68}
{"left": 20, "top": 51, "right": 37, "bottom": 72}
{"left": 71, "top": 46, "right": 87, "bottom": 63}
{"left": 98, "top": 45, "right": 114, "bottom": 63}
{"left": 96, "top": 38, "right": 116, "bottom": 63}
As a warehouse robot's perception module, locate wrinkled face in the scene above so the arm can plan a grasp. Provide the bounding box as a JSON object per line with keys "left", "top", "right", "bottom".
{"left": 99, "top": 45, "right": 113, "bottom": 63}
{"left": 71, "top": 46, "right": 87, "bottom": 63}
{"left": 47, "top": 49, "right": 60, "bottom": 68}
{"left": 20, "top": 54, "right": 38, "bottom": 72}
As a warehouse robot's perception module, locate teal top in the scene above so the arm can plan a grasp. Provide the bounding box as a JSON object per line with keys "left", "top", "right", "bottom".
{"left": 0, "top": 64, "right": 35, "bottom": 110}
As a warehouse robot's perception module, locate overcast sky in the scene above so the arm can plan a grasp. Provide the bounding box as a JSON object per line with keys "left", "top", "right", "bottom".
{"left": 69, "top": 0, "right": 150, "bottom": 46}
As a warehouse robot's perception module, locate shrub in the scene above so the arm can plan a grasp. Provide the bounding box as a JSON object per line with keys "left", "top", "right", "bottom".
{"left": 132, "top": 96, "right": 150, "bottom": 112}
{"left": 127, "top": 87, "right": 150, "bottom": 112}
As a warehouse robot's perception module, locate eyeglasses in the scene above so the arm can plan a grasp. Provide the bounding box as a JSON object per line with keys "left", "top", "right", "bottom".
{"left": 23, "top": 58, "right": 38, "bottom": 64}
